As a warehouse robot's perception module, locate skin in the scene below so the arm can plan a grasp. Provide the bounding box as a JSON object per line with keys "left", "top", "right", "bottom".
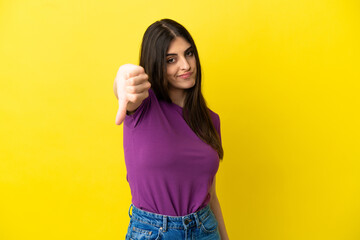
{"left": 165, "top": 36, "right": 196, "bottom": 107}
{"left": 113, "top": 64, "right": 151, "bottom": 125}
{"left": 210, "top": 176, "right": 230, "bottom": 240}
{"left": 114, "top": 36, "right": 229, "bottom": 239}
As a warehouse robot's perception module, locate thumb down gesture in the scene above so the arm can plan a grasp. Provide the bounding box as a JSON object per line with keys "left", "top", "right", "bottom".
{"left": 114, "top": 64, "right": 151, "bottom": 125}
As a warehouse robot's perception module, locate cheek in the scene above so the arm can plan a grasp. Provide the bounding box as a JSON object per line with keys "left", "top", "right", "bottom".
{"left": 191, "top": 58, "right": 197, "bottom": 71}
{"left": 166, "top": 66, "right": 176, "bottom": 78}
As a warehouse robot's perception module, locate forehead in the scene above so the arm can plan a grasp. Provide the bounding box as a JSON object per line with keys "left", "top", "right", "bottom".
{"left": 167, "top": 37, "right": 192, "bottom": 53}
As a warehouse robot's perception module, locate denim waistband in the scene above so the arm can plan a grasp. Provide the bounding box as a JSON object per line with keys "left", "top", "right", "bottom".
{"left": 128, "top": 203, "right": 212, "bottom": 231}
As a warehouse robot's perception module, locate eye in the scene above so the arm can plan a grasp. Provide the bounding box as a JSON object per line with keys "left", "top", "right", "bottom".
{"left": 167, "top": 58, "right": 176, "bottom": 64}
{"left": 186, "top": 50, "right": 194, "bottom": 57}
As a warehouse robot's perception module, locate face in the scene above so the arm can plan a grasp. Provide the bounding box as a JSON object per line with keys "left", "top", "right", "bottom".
{"left": 165, "top": 37, "right": 197, "bottom": 92}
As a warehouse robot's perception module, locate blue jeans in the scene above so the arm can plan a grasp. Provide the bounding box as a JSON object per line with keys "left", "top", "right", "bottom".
{"left": 125, "top": 203, "right": 221, "bottom": 240}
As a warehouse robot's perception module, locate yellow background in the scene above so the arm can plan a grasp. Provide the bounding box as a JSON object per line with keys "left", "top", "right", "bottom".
{"left": 1, "top": 0, "right": 359, "bottom": 239}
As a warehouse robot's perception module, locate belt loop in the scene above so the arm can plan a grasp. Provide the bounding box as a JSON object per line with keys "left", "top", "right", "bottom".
{"left": 162, "top": 216, "right": 168, "bottom": 232}
{"left": 128, "top": 204, "right": 133, "bottom": 218}
{"left": 194, "top": 211, "right": 201, "bottom": 228}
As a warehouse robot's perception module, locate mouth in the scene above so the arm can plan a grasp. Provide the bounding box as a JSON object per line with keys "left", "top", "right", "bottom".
{"left": 178, "top": 72, "right": 193, "bottom": 79}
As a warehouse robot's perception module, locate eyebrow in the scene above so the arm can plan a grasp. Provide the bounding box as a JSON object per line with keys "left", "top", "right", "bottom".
{"left": 166, "top": 46, "right": 193, "bottom": 56}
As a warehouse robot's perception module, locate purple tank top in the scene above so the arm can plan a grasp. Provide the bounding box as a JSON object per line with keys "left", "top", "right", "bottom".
{"left": 123, "top": 88, "right": 221, "bottom": 216}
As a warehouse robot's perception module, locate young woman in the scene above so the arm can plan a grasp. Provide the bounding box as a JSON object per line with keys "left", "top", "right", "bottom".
{"left": 113, "top": 19, "right": 229, "bottom": 240}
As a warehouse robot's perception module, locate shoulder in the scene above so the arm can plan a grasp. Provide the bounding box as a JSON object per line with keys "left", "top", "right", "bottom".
{"left": 208, "top": 108, "right": 220, "bottom": 122}
{"left": 207, "top": 108, "right": 222, "bottom": 138}
{"left": 207, "top": 108, "right": 221, "bottom": 129}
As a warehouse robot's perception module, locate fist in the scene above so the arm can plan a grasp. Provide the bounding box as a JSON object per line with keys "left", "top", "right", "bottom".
{"left": 114, "top": 64, "right": 151, "bottom": 125}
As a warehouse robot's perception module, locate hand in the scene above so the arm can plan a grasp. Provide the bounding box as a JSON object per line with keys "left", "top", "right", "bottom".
{"left": 114, "top": 64, "right": 150, "bottom": 125}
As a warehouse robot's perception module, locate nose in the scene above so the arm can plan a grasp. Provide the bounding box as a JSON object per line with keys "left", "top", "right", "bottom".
{"left": 180, "top": 57, "right": 191, "bottom": 71}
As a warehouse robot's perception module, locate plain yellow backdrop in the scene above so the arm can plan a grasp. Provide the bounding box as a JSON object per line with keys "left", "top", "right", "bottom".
{"left": 1, "top": 0, "right": 359, "bottom": 239}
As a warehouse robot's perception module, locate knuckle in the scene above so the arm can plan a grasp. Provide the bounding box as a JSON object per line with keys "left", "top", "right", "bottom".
{"left": 127, "top": 86, "right": 136, "bottom": 93}
{"left": 139, "top": 74, "right": 146, "bottom": 81}
{"left": 128, "top": 78, "right": 135, "bottom": 86}
{"left": 143, "top": 76, "right": 149, "bottom": 83}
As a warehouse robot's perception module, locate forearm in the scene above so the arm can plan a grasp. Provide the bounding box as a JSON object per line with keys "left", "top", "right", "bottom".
{"left": 210, "top": 195, "right": 229, "bottom": 240}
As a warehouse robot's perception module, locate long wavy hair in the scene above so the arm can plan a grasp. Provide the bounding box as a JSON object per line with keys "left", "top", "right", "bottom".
{"left": 139, "top": 19, "right": 223, "bottom": 160}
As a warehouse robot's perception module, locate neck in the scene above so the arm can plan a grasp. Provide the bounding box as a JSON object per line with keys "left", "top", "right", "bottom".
{"left": 168, "top": 88, "right": 186, "bottom": 108}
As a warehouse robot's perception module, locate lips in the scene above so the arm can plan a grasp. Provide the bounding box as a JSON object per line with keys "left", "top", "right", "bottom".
{"left": 178, "top": 72, "right": 193, "bottom": 79}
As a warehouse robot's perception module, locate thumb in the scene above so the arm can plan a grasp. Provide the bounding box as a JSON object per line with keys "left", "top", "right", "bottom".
{"left": 115, "top": 96, "right": 127, "bottom": 125}
{"left": 114, "top": 72, "right": 129, "bottom": 125}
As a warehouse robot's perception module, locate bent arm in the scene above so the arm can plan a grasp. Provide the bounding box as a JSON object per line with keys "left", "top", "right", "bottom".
{"left": 209, "top": 176, "right": 229, "bottom": 240}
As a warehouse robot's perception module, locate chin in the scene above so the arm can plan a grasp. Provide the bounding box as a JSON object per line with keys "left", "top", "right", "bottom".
{"left": 183, "top": 81, "right": 196, "bottom": 89}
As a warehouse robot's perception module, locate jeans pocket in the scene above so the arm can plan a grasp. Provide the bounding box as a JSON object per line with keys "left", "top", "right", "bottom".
{"left": 129, "top": 220, "right": 161, "bottom": 240}
{"left": 200, "top": 210, "right": 219, "bottom": 234}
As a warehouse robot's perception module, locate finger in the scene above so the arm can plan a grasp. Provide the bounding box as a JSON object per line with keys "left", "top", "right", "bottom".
{"left": 127, "top": 90, "right": 149, "bottom": 103}
{"left": 127, "top": 66, "right": 145, "bottom": 78}
{"left": 126, "top": 73, "right": 149, "bottom": 86}
{"left": 126, "top": 81, "right": 151, "bottom": 94}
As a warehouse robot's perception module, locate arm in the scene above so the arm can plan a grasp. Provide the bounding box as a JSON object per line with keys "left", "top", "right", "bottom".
{"left": 209, "top": 176, "right": 229, "bottom": 240}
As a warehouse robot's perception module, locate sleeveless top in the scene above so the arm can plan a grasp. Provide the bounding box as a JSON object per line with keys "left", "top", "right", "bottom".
{"left": 123, "top": 88, "right": 221, "bottom": 216}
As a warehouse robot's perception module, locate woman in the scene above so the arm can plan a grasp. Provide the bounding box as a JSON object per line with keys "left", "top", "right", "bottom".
{"left": 113, "top": 19, "right": 229, "bottom": 240}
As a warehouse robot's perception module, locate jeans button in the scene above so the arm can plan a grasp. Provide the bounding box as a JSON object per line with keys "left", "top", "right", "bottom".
{"left": 184, "top": 219, "right": 190, "bottom": 225}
